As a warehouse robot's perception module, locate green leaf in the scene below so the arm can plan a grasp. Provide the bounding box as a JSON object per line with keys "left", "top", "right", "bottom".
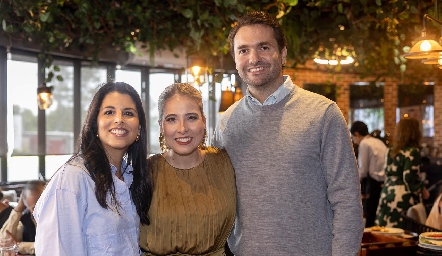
{"left": 214, "top": 73, "right": 223, "bottom": 83}
{"left": 53, "top": 65, "right": 60, "bottom": 71}
{"left": 400, "top": 64, "right": 406, "bottom": 73}
{"left": 181, "top": 9, "right": 193, "bottom": 19}
{"left": 338, "top": 3, "right": 343, "bottom": 13}
{"left": 375, "top": 0, "right": 381, "bottom": 6}
{"left": 1, "top": 20, "right": 6, "bottom": 31}
{"left": 40, "top": 12, "right": 51, "bottom": 22}
{"left": 56, "top": 75, "right": 63, "bottom": 81}
{"left": 282, "top": 0, "right": 298, "bottom": 6}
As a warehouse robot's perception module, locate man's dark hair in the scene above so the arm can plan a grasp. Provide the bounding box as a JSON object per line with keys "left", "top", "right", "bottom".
{"left": 228, "top": 11, "right": 287, "bottom": 58}
{"left": 350, "top": 121, "right": 369, "bottom": 136}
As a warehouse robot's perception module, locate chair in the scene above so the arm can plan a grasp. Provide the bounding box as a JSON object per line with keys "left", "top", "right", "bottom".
{"left": 1, "top": 190, "right": 17, "bottom": 202}
{"left": 406, "top": 203, "right": 427, "bottom": 225}
{"left": 402, "top": 212, "right": 442, "bottom": 234}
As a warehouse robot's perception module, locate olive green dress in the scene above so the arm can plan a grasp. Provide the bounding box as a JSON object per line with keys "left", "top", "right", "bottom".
{"left": 139, "top": 147, "right": 236, "bottom": 256}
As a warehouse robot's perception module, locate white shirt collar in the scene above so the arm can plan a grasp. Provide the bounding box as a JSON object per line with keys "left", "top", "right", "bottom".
{"left": 246, "top": 75, "right": 294, "bottom": 106}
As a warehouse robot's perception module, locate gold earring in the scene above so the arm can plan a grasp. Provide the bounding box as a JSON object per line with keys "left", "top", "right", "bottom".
{"left": 159, "top": 132, "right": 169, "bottom": 153}
{"left": 198, "top": 128, "right": 207, "bottom": 150}
{"left": 135, "top": 134, "right": 140, "bottom": 142}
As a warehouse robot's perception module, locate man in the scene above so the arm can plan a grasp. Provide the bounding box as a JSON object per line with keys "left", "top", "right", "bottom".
{"left": 213, "top": 11, "right": 363, "bottom": 256}
{"left": 0, "top": 189, "right": 14, "bottom": 228}
{"left": 350, "top": 121, "right": 387, "bottom": 228}
{"left": 0, "top": 180, "right": 46, "bottom": 255}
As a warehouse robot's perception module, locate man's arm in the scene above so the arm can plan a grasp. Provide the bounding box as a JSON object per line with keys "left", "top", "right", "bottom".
{"left": 321, "top": 104, "right": 364, "bottom": 256}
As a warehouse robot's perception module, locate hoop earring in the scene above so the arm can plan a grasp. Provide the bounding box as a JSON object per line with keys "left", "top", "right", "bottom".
{"left": 159, "top": 132, "right": 169, "bottom": 153}
{"left": 198, "top": 128, "right": 207, "bottom": 150}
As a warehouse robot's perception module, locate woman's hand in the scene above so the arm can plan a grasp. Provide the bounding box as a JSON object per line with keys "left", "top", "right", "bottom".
{"left": 0, "top": 230, "right": 17, "bottom": 247}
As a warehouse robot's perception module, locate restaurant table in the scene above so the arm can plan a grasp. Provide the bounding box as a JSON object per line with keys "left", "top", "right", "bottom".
{"left": 359, "top": 232, "right": 417, "bottom": 256}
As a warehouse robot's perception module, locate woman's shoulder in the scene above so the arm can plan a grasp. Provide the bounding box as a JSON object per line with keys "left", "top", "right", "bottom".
{"left": 205, "top": 146, "right": 226, "bottom": 154}
{"left": 204, "top": 146, "right": 233, "bottom": 167}
{"left": 46, "top": 156, "right": 93, "bottom": 193}
{"left": 147, "top": 153, "right": 163, "bottom": 165}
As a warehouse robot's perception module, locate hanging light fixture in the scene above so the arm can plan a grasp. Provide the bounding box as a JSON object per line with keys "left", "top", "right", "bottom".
{"left": 403, "top": 4, "right": 442, "bottom": 61}
{"left": 187, "top": 56, "right": 207, "bottom": 86}
{"left": 37, "top": 83, "right": 54, "bottom": 110}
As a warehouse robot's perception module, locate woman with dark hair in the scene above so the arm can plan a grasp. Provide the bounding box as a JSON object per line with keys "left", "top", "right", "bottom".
{"left": 33, "top": 82, "right": 151, "bottom": 255}
{"left": 376, "top": 117, "right": 429, "bottom": 228}
{"left": 139, "top": 83, "right": 236, "bottom": 256}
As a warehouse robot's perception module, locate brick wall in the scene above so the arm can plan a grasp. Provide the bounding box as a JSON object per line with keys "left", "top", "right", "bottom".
{"left": 284, "top": 61, "right": 441, "bottom": 149}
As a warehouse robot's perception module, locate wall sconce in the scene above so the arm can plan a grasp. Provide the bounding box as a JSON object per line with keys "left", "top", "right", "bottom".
{"left": 37, "top": 84, "right": 54, "bottom": 110}
{"left": 187, "top": 56, "right": 207, "bottom": 86}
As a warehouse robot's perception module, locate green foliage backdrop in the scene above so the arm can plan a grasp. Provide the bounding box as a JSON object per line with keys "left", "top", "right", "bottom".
{"left": 1, "top": 0, "right": 440, "bottom": 80}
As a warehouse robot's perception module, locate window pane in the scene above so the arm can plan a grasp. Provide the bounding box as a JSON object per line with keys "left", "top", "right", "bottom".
{"left": 45, "top": 155, "right": 71, "bottom": 178}
{"left": 149, "top": 73, "right": 175, "bottom": 154}
{"left": 46, "top": 61, "right": 74, "bottom": 155}
{"left": 397, "top": 83, "right": 434, "bottom": 138}
{"left": 116, "top": 69, "right": 141, "bottom": 95}
{"left": 8, "top": 59, "right": 39, "bottom": 155}
{"left": 8, "top": 156, "right": 39, "bottom": 181}
{"left": 81, "top": 66, "right": 108, "bottom": 125}
{"left": 349, "top": 108, "right": 385, "bottom": 135}
{"left": 7, "top": 56, "right": 39, "bottom": 181}
{"left": 349, "top": 83, "right": 385, "bottom": 136}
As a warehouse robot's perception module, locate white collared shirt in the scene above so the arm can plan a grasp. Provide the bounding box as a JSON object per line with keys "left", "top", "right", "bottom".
{"left": 246, "top": 75, "right": 294, "bottom": 105}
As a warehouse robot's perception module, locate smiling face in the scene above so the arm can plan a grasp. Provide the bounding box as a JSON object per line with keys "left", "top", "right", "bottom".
{"left": 97, "top": 91, "right": 140, "bottom": 160}
{"left": 233, "top": 24, "right": 287, "bottom": 92}
{"left": 160, "top": 94, "right": 206, "bottom": 157}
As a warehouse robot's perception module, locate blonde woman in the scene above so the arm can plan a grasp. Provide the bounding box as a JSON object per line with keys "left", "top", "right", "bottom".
{"left": 139, "top": 83, "right": 236, "bottom": 256}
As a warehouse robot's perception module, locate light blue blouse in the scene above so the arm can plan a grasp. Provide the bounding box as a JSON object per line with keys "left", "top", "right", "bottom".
{"left": 34, "top": 156, "right": 140, "bottom": 256}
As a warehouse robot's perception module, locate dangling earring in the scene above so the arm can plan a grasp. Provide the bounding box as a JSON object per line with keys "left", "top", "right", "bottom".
{"left": 159, "top": 132, "right": 169, "bottom": 153}
{"left": 136, "top": 125, "right": 141, "bottom": 142}
{"left": 198, "top": 128, "right": 207, "bottom": 150}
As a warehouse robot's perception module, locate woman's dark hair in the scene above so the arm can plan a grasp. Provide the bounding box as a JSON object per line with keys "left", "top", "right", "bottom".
{"left": 228, "top": 11, "right": 287, "bottom": 58}
{"left": 75, "top": 82, "right": 151, "bottom": 225}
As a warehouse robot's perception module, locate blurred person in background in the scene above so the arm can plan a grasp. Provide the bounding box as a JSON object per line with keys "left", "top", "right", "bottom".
{"left": 0, "top": 180, "right": 45, "bottom": 255}
{"left": 376, "top": 117, "right": 429, "bottom": 228}
{"left": 0, "top": 189, "right": 14, "bottom": 229}
{"left": 350, "top": 121, "right": 387, "bottom": 228}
